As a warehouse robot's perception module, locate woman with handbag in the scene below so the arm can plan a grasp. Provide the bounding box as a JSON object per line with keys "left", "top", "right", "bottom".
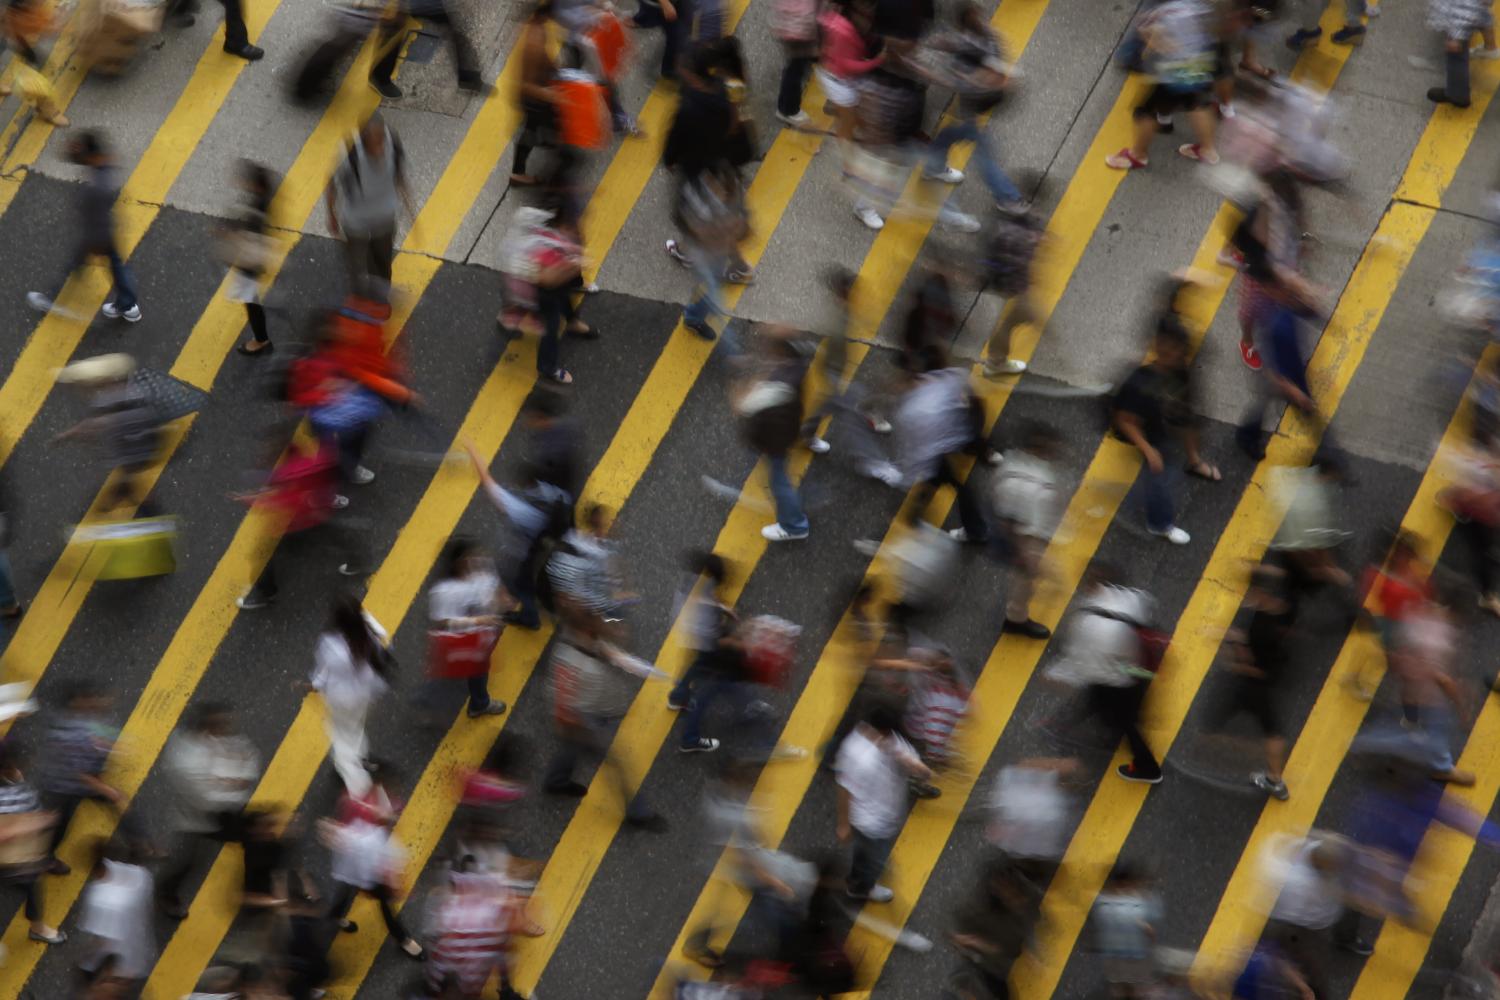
{"left": 226, "top": 161, "right": 278, "bottom": 357}
{"left": 424, "top": 538, "right": 511, "bottom": 723}
{"left": 0, "top": 742, "right": 65, "bottom": 945}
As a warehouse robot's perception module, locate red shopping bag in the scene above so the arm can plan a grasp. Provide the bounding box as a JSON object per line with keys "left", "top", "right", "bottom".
{"left": 554, "top": 72, "right": 609, "bottom": 149}
{"left": 427, "top": 628, "right": 500, "bottom": 679}
{"left": 588, "top": 11, "right": 629, "bottom": 81}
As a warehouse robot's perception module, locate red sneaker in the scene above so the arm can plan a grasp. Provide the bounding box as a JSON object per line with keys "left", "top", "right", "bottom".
{"left": 1240, "top": 340, "right": 1263, "bottom": 371}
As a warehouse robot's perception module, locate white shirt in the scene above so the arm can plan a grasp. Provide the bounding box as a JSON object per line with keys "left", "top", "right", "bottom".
{"left": 165, "top": 731, "right": 261, "bottom": 833}
{"left": 988, "top": 764, "right": 1068, "bottom": 861}
{"left": 1265, "top": 835, "right": 1343, "bottom": 929}
{"left": 993, "top": 450, "right": 1060, "bottom": 540}
{"left": 835, "top": 727, "right": 917, "bottom": 839}
{"left": 310, "top": 632, "right": 389, "bottom": 717}
{"left": 430, "top": 570, "right": 501, "bottom": 627}
{"left": 81, "top": 860, "right": 156, "bottom": 978}
{"left": 1045, "top": 585, "right": 1153, "bottom": 688}
{"left": 330, "top": 818, "right": 405, "bottom": 890}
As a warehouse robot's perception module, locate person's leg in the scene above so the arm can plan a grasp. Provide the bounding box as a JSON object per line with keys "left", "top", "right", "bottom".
{"left": 372, "top": 884, "right": 417, "bottom": 944}
{"left": 335, "top": 424, "right": 371, "bottom": 487}
{"left": 1117, "top": 681, "right": 1162, "bottom": 776}
{"left": 1185, "top": 104, "right": 1218, "bottom": 158}
{"left": 465, "top": 672, "right": 494, "bottom": 713}
{"left": 669, "top": 650, "right": 711, "bottom": 709}
{"left": 370, "top": 228, "right": 395, "bottom": 290}
{"left": 765, "top": 454, "right": 809, "bottom": 534}
{"left": 327, "top": 881, "right": 357, "bottom": 925}
{"left": 536, "top": 287, "right": 563, "bottom": 376}
{"left": 848, "top": 830, "right": 893, "bottom": 897}
{"left": 245, "top": 302, "right": 271, "bottom": 346}
{"left": 931, "top": 456, "right": 986, "bottom": 540}
{"left": 370, "top": 17, "right": 404, "bottom": 85}
{"left": 680, "top": 676, "right": 727, "bottom": 748}
{"left": 325, "top": 705, "right": 373, "bottom": 798}
{"left": 156, "top": 831, "right": 207, "bottom": 911}
{"left": 777, "top": 52, "right": 814, "bottom": 117}
{"left": 47, "top": 794, "right": 83, "bottom": 857}
{"left": 967, "top": 126, "right": 1024, "bottom": 205}
{"left": 923, "top": 121, "right": 968, "bottom": 175}
{"left": 218, "top": 0, "right": 250, "bottom": 50}
{"left": 106, "top": 248, "right": 139, "bottom": 312}
{"left": 430, "top": 7, "right": 482, "bottom": 84}
{"left": 0, "top": 550, "right": 18, "bottom": 613}
{"left": 684, "top": 248, "right": 727, "bottom": 329}
{"left": 1446, "top": 39, "right": 1472, "bottom": 105}
{"left": 544, "top": 726, "right": 583, "bottom": 790}
{"left": 343, "top": 234, "right": 371, "bottom": 295}
{"left": 1142, "top": 464, "right": 1174, "bottom": 532}
{"left": 1004, "top": 537, "right": 1039, "bottom": 624}
{"left": 986, "top": 292, "right": 1038, "bottom": 369}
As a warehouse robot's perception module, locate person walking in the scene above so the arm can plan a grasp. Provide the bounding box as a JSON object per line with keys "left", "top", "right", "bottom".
{"left": 297, "top": 594, "right": 394, "bottom": 798}
{"left": 0, "top": 743, "right": 65, "bottom": 945}
{"left": 1, "top": 0, "right": 71, "bottom": 124}
{"left": 370, "top": 0, "right": 490, "bottom": 100}
{"left": 324, "top": 115, "right": 412, "bottom": 298}
{"left": 466, "top": 442, "right": 573, "bottom": 630}
{"left": 1104, "top": 0, "right": 1219, "bottom": 170}
{"left": 28, "top": 132, "right": 141, "bottom": 323}
{"left": 321, "top": 772, "right": 425, "bottom": 959}
{"left": 894, "top": 346, "right": 990, "bottom": 544}
{"left": 223, "top": 161, "right": 277, "bottom": 357}
{"left": 923, "top": 3, "right": 1023, "bottom": 207}
{"left": 771, "top": 0, "right": 818, "bottom": 125}
{"left": 1425, "top": 0, "right": 1499, "bottom": 107}
{"left": 165, "top": 0, "right": 262, "bottom": 58}
{"left": 992, "top": 422, "right": 1061, "bottom": 640}
{"left": 0, "top": 472, "right": 19, "bottom": 624}
{"left": 628, "top": 0, "right": 689, "bottom": 80}
{"left": 40, "top": 683, "right": 128, "bottom": 873}
{"left": 735, "top": 326, "right": 819, "bottom": 542}
{"left": 512, "top": 0, "right": 561, "bottom": 185}
{"left": 425, "top": 538, "right": 510, "bottom": 720}
{"left": 78, "top": 840, "right": 156, "bottom": 991}
{"left": 835, "top": 704, "right": 931, "bottom": 904}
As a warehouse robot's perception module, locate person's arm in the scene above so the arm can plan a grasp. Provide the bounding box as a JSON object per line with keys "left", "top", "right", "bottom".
{"left": 519, "top": 27, "right": 559, "bottom": 103}
{"left": 79, "top": 773, "right": 123, "bottom": 804}
{"left": 836, "top": 785, "right": 852, "bottom": 842}
{"left": 465, "top": 441, "right": 500, "bottom": 496}
{"left": 1113, "top": 411, "right": 1163, "bottom": 473}
{"left": 324, "top": 175, "right": 340, "bottom": 238}
{"left": 661, "top": 0, "right": 676, "bottom": 20}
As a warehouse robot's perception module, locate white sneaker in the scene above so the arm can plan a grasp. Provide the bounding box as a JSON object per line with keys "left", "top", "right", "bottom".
{"left": 806, "top": 436, "right": 831, "bottom": 454}
{"left": 350, "top": 465, "right": 376, "bottom": 485}
{"left": 331, "top": 494, "right": 350, "bottom": 510}
{"left": 26, "top": 291, "right": 53, "bottom": 313}
{"left": 867, "top": 416, "right": 893, "bottom": 434}
{"left": 761, "top": 523, "right": 810, "bottom": 542}
{"left": 984, "top": 357, "right": 1027, "bottom": 377}
{"left": 850, "top": 884, "right": 895, "bottom": 903}
{"left": 1365, "top": 0, "right": 1380, "bottom": 13}
{"left": 1217, "top": 101, "right": 1235, "bottom": 119}
{"left": 102, "top": 300, "right": 142, "bottom": 322}
{"left": 852, "top": 538, "right": 881, "bottom": 557}
{"left": 855, "top": 205, "right": 885, "bottom": 231}
{"left": 860, "top": 461, "right": 903, "bottom": 487}
{"left": 938, "top": 208, "right": 981, "bottom": 234}
{"left": 1150, "top": 524, "right": 1191, "bottom": 545}
{"left": 1473, "top": 45, "right": 1500, "bottom": 58}
{"left": 923, "top": 166, "right": 964, "bottom": 184}
{"left": 777, "top": 109, "right": 811, "bottom": 128}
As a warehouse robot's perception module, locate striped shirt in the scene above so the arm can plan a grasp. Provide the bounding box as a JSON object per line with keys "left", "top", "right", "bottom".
{"left": 42, "top": 714, "right": 113, "bottom": 796}
{"left": 0, "top": 778, "right": 40, "bottom": 815}
{"left": 906, "top": 675, "right": 969, "bottom": 757}
{"left": 426, "top": 878, "right": 517, "bottom": 996}
{"left": 546, "top": 530, "right": 616, "bottom": 615}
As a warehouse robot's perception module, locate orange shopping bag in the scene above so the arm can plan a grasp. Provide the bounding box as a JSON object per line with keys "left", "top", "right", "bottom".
{"left": 554, "top": 70, "right": 609, "bottom": 149}
{"left": 588, "top": 10, "right": 629, "bottom": 81}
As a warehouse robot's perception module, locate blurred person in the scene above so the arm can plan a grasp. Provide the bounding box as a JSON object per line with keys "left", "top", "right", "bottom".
{"left": 902, "top": 646, "right": 969, "bottom": 797}
{"left": 422, "top": 867, "right": 528, "bottom": 999}
{"left": 1267, "top": 456, "right": 1354, "bottom": 621}
{"left": 1425, "top": 0, "right": 1499, "bottom": 108}
{"left": 923, "top": 3, "right": 1022, "bottom": 208}
{"left": 992, "top": 421, "right": 1062, "bottom": 640}
{"left": 277, "top": 871, "right": 335, "bottom": 1000}
{"left": 945, "top": 856, "right": 1039, "bottom": 1000}
{"left": 1258, "top": 832, "right": 1362, "bottom": 998}
{"left": 1091, "top": 863, "right": 1163, "bottom": 999}
{"left": 529, "top": 203, "right": 592, "bottom": 386}
{"left": 1347, "top": 529, "right": 1430, "bottom": 700}
{"left": 370, "top": 0, "right": 490, "bottom": 101}
{"left": 78, "top": 838, "right": 155, "bottom": 989}
{"left": 1226, "top": 164, "right": 1310, "bottom": 373}
{"left": 0, "top": 742, "right": 65, "bottom": 944}
{"left": 522, "top": 387, "right": 585, "bottom": 502}
{"left": 1439, "top": 421, "right": 1500, "bottom": 616}
{"left": 321, "top": 768, "right": 425, "bottom": 959}
{"left": 1205, "top": 564, "right": 1295, "bottom": 799}
{"left": 223, "top": 161, "right": 277, "bottom": 357}
{"left": 980, "top": 207, "right": 1046, "bottom": 379}
{"left": 0, "top": 0, "right": 70, "bottom": 125}
{"left": 1231, "top": 940, "right": 1316, "bottom": 1000}
{"left": 53, "top": 354, "right": 163, "bottom": 513}
{"left": 1285, "top": 0, "right": 1370, "bottom": 49}
{"left": 1211, "top": 0, "right": 1276, "bottom": 118}
{"left": 512, "top": 0, "right": 561, "bottom": 184}
{"left": 466, "top": 441, "right": 573, "bottom": 629}
{"left": 1111, "top": 314, "right": 1215, "bottom": 545}
{"left": 667, "top": 550, "right": 736, "bottom": 715}
{"left": 325, "top": 115, "right": 412, "bottom": 298}
{"left": 294, "top": 593, "right": 394, "bottom": 797}
{"left": 157, "top": 704, "right": 262, "bottom": 919}
{"left": 735, "top": 325, "right": 821, "bottom": 542}
{"left": 627, "top": 0, "right": 688, "bottom": 80}
{"left": 818, "top": 0, "right": 883, "bottom": 150}
{"left": 424, "top": 537, "right": 510, "bottom": 722}
{"left": 673, "top": 164, "right": 748, "bottom": 342}
{"left": 771, "top": 0, "right": 818, "bottom": 125}
{"left": 28, "top": 132, "right": 140, "bottom": 321}
{"left": 41, "top": 682, "right": 129, "bottom": 875}
{"left": 1044, "top": 563, "right": 1164, "bottom": 783}
{"left": 986, "top": 757, "right": 1076, "bottom": 889}
{"left": 0, "top": 471, "right": 18, "bottom": 623}
{"left": 165, "top": 0, "right": 261, "bottom": 58}
{"left": 835, "top": 703, "right": 932, "bottom": 903}
{"left": 546, "top": 502, "right": 633, "bottom": 628}
{"left": 1104, "top": 0, "right": 1219, "bottom": 170}
{"left": 894, "top": 345, "right": 991, "bottom": 545}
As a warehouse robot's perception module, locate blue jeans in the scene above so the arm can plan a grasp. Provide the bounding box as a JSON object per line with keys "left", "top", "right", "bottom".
{"left": 766, "top": 454, "right": 808, "bottom": 534}
{"left": 849, "top": 830, "right": 894, "bottom": 897}
{"left": 925, "top": 118, "right": 1022, "bottom": 205}
{"left": 1143, "top": 461, "right": 1175, "bottom": 532}
{"left": 680, "top": 676, "right": 748, "bottom": 748}
{"left": 684, "top": 247, "right": 727, "bottom": 330}
{"left": 66, "top": 244, "right": 138, "bottom": 311}
{"left": 0, "top": 551, "right": 15, "bottom": 610}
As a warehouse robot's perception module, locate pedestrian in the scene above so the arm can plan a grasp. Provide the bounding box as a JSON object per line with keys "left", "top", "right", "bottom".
{"left": 835, "top": 703, "right": 931, "bottom": 904}
{"left": 78, "top": 839, "right": 156, "bottom": 990}
{"left": 157, "top": 703, "right": 261, "bottom": 918}
{"left": 165, "top": 0, "right": 262, "bottom": 58}
{"left": 0, "top": 742, "right": 65, "bottom": 945}
{"left": 923, "top": 3, "right": 1023, "bottom": 207}
{"left": 1286, "top": 0, "right": 1370, "bottom": 49}
{"left": 735, "top": 326, "right": 821, "bottom": 542}
{"left": 529, "top": 203, "right": 591, "bottom": 385}
{"left": 296, "top": 593, "right": 394, "bottom": 797}
{"left": 466, "top": 441, "right": 573, "bottom": 629}
{"left": 894, "top": 345, "right": 990, "bottom": 544}
{"left": 223, "top": 161, "right": 277, "bottom": 357}
{"left": 40, "top": 683, "right": 129, "bottom": 874}
{"left": 28, "top": 132, "right": 141, "bottom": 322}
{"left": 546, "top": 502, "right": 632, "bottom": 629}
{"left": 901, "top": 647, "right": 967, "bottom": 796}
{"left": 521, "top": 387, "right": 585, "bottom": 502}
{"left": 1425, "top": 0, "right": 1499, "bottom": 107}
{"left": 321, "top": 770, "right": 425, "bottom": 959}
{"left": 979, "top": 206, "right": 1045, "bottom": 379}
{"left": 673, "top": 164, "right": 748, "bottom": 341}
{"left": 512, "top": 0, "right": 562, "bottom": 185}
{"left": 371, "top": 0, "right": 490, "bottom": 100}
{"left": 422, "top": 869, "right": 528, "bottom": 999}
{"left": 1259, "top": 832, "right": 1362, "bottom": 998}
{"left": 667, "top": 550, "right": 735, "bottom": 710}
{"left": 986, "top": 758, "right": 1075, "bottom": 890}
{"left": 53, "top": 354, "right": 164, "bottom": 513}
{"left": 772, "top": 0, "right": 819, "bottom": 125}
{"left": 1, "top": 0, "right": 71, "bottom": 124}
{"left": 1104, "top": 0, "right": 1220, "bottom": 170}
{"left": 991, "top": 421, "right": 1061, "bottom": 640}
{"left": 946, "top": 857, "right": 1038, "bottom": 1000}
{"left": 627, "top": 0, "right": 688, "bottom": 79}
{"left": 1377, "top": 580, "right": 1474, "bottom": 785}
{"left": 0, "top": 471, "right": 19, "bottom": 624}
{"left": 1110, "top": 316, "right": 1215, "bottom": 545}
{"left": 425, "top": 537, "right": 510, "bottom": 721}
{"left": 1267, "top": 456, "right": 1354, "bottom": 621}
{"left": 1440, "top": 402, "right": 1500, "bottom": 617}
{"left": 1091, "top": 864, "right": 1163, "bottom": 999}
{"left": 324, "top": 115, "right": 412, "bottom": 298}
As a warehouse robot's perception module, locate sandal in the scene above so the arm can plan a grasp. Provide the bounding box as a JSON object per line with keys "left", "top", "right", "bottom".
{"left": 1104, "top": 147, "right": 1148, "bottom": 170}
{"left": 1178, "top": 143, "right": 1220, "bottom": 165}
{"left": 236, "top": 341, "right": 274, "bottom": 356}
{"left": 545, "top": 368, "right": 573, "bottom": 385}
{"left": 566, "top": 320, "right": 599, "bottom": 339}
{"left": 518, "top": 916, "right": 546, "bottom": 937}
{"left": 509, "top": 173, "right": 539, "bottom": 186}
{"left": 1186, "top": 460, "right": 1222, "bottom": 482}
{"left": 1239, "top": 61, "right": 1277, "bottom": 79}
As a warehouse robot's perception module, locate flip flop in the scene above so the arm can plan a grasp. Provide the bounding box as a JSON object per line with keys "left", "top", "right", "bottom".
{"left": 1186, "top": 461, "right": 1222, "bottom": 482}
{"left": 545, "top": 368, "right": 573, "bottom": 385}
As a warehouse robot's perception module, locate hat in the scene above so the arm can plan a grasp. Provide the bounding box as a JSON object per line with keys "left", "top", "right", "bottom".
{"left": 56, "top": 353, "right": 135, "bottom": 385}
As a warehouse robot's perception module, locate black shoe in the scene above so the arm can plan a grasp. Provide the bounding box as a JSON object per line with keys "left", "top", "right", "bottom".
{"left": 1330, "top": 24, "right": 1365, "bottom": 43}
{"left": 226, "top": 43, "right": 264, "bottom": 61}
{"left": 338, "top": 918, "right": 358, "bottom": 933}
{"left": 625, "top": 812, "right": 668, "bottom": 832}
{"left": 910, "top": 781, "right": 942, "bottom": 799}
{"left": 158, "top": 897, "right": 189, "bottom": 920}
{"left": 1339, "top": 937, "right": 1374, "bottom": 957}
{"left": 1427, "top": 86, "right": 1470, "bottom": 107}
{"left": 371, "top": 77, "right": 403, "bottom": 100}
{"left": 1116, "top": 763, "right": 1163, "bottom": 784}
{"left": 467, "top": 700, "right": 507, "bottom": 718}
{"left": 457, "top": 74, "right": 493, "bottom": 95}
{"left": 684, "top": 318, "right": 716, "bottom": 340}
{"left": 1003, "top": 618, "right": 1051, "bottom": 640}
{"left": 1285, "top": 26, "right": 1322, "bottom": 49}
{"left": 47, "top": 858, "right": 71, "bottom": 876}
{"left": 545, "top": 780, "right": 589, "bottom": 797}
{"left": 1236, "top": 431, "right": 1266, "bottom": 461}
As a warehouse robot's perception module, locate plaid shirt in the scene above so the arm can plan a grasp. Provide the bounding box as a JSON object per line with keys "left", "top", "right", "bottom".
{"left": 1429, "top": 0, "right": 1492, "bottom": 38}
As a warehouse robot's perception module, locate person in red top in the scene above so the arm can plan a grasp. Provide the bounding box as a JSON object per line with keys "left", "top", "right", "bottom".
{"left": 1346, "top": 531, "right": 1431, "bottom": 700}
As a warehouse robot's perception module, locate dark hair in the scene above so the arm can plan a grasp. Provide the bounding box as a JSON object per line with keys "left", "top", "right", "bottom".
{"left": 524, "top": 387, "right": 568, "bottom": 420}
{"left": 825, "top": 267, "right": 856, "bottom": 301}
{"left": 439, "top": 537, "right": 481, "bottom": 581}
{"left": 189, "top": 702, "right": 232, "bottom": 733}
{"left": 239, "top": 160, "right": 276, "bottom": 216}
{"left": 1154, "top": 314, "right": 1191, "bottom": 351}
{"left": 866, "top": 702, "right": 902, "bottom": 734}
{"left": 329, "top": 592, "right": 380, "bottom": 674}
{"left": 688, "top": 551, "right": 728, "bottom": 585}
{"left": 69, "top": 130, "right": 104, "bottom": 161}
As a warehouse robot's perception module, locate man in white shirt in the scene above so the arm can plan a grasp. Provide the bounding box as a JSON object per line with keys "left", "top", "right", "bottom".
{"left": 1262, "top": 832, "right": 1361, "bottom": 997}
{"left": 835, "top": 705, "right": 931, "bottom": 903}
{"left": 993, "top": 422, "right": 1062, "bottom": 640}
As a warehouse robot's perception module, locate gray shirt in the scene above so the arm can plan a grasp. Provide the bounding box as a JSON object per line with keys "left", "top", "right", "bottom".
{"left": 78, "top": 164, "right": 120, "bottom": 252}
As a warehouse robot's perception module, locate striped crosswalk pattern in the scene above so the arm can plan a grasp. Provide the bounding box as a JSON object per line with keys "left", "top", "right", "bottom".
{"left": 0, "top": 0, "right": 1494, "bottom": 996}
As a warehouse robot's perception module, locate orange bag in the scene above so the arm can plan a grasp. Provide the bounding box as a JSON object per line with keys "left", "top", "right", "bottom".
{"left": 588, "top": 11, "right": 629, "bottom": 81}
{"left": 554, "top": 73, "right": 608, "bottom": 149}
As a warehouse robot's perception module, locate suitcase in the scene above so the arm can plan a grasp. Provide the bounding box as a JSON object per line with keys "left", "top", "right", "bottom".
{"left": 73, "top": 516, "right": 178, "bottom": 579}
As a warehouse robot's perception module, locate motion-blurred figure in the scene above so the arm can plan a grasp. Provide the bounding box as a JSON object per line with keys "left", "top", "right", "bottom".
{"left": 467, "top": 441, "right": 573, "bottom": 630}
{"left": 0, "top": 0, "right": 70, "bottom": 124}
{"left": 944, "top": 856, "right": 1039, "bottom": 1000}
{"left": 79, "top": 839, "right": 156, "bottom": 991}
{"left": 424, "top": 537, "right": 510, "bottom": 722}
{"left": 835, "top": 703, "right": 931, "bottom": 904}
{"left": 1439, "top": 402, "right": 1500, "bottom": 617}
{"left": 986, "top": 757, "right": 1076, "bottom": 889}
{"left": 979, "top": 207, "right": 1045, "bottom": 379}
{"left": 0, "top": 742, "right": 64, "bottom": 945}
{"left": 54, "top": 354, "right": 164, "bottom": 513}
{"left": 322, "top": 768, "right": 425, "bottom": 959}
{"left": 41, "top": 683, "right": 131, "bottom": 874}
{"left": 1090, "top": 863, "right": 1164, "bottom": 999}
{"left": 1425, "top": 0, "right": 1498, "bottom": 107}
{"left": 222, "top": 161, "right": 278, "bottom": 357}
{"left": 325, "top": 116, "right": 412, "bottom": 299}
{"left": 370, "top": 0, "right": 490, "bottom": 100}
{"left": 1104, "top": 0, "right": 1219, "bottom": 170}
{"left": 991, "top": 421, "right": 1062, "bottom": 640}
{"left": 423, "top": 868, "right": 528, "bottom": 999}
{"left": 299, "top": 594, "right": 394, "bottom": 797}
{"left": 734, "top": 325, "right": 821, "bottom": 542}
{"left": 1257, "top": 831, "right": 1362, "bottom": 998}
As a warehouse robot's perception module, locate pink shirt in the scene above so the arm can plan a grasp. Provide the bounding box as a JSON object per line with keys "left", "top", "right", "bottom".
{"left": 819, "top": 10, "right": 883, "bottom": 77}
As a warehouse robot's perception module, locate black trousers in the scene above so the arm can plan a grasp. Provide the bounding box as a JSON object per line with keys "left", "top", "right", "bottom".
{"left": 328, "top": 881, "right": 412, "bottom": 944}
{"left": 158, "top": 812, "right": 242, "bottom": 906}
{"left": 915, "top": 455, "right": 988, "bottom": 542}
{"left": 372, "top": 7, "right": 480, "bottom": 84}
{"left": 1085, "top": 681, "right": 1160, "bottom": 776}
{"left": 777, "top": 49, "right": 814, "bottom": 116}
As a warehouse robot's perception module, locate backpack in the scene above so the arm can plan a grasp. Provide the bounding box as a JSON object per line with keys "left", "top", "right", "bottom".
{"left": 981, "top": 210, "right": 1042, "bottom": 297}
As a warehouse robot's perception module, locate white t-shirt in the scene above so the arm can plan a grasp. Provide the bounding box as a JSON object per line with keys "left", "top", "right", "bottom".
{"left": 310, "top": 632, "right": 389, "bottom": 717}
{"left": 331, "top": 818, "right": 405, "bottom": 890}
{"left": 1265, "top": 835, "right": 1343, "bottom": 930}
{"left": 429, "top": 570, "right": 501, "bottom": 627}
{"left": 835, "top": 727, "right": 917, "bottom": 840}
{"left": 989, "top": 764, "right": 1068, "bottom": 861}
{"left": 81, "top": 860, "right": 156, "bottom": 979}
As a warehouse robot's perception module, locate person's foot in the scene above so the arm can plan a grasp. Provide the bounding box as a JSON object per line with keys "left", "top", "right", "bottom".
{"left": 1252, "top": 772, "right": 1289, "bottom": 800}
{"left": 545, "top": 780, "right": 589, "bottom": 797}
{"left": 158, "top": 896, "right": 189, "bottom": 920}
{"left": 1330, "top": 24, "right": 1365, "bottom": 43}
{"left": 1217, "top": 246, "right": 1246, "bottom": 269}
{"left": 860, "top": 461, "right": 904, "bottom": 487}
{"left": 848, "top": 884, "right": 895, "bottom": 903}
{"left": 805, "top": 435, "right": 831, "bottom": 454}
{"left": 684, "top": 317, "right": 716, "bottom": 340}
{"left": 948, "top": 527, "right": 986, "bottom": 545}
{"left": 25, "top": 291, "right": 53, "bottom": 313}
{"left": 331, "top": 494, "right": 350, "bottom": 510}
{"left": 42, "top": 111, "right": 70, "bottom": 127}
{"left": 1428, "top": 87, "right": 1470, "bottom": 107}
{"left": 1149, "top": 525, "right": 1191, "bottom": 545}
{"left": 338, "top": 918, "right": 358, "bottom": 933}
{"left": 1239, "top": 340, "right": 1262, "bottom": 371}
{"left": 910, "top": 781, "right": 942, "bottom": 799}
{"left": 679, "top": 737, "right": 720, "bottom": 753}
{"left": 666, "top": 693, "right": 690, "bottom": 711}
{"left": 983, "top": 357, "right": 1027, "bottom": 378}
{"left": 1435, "top": 767, "right": 1476, "bottom": 786}
{"left": 855, "top": 205, "right": 885, "bottom": 230}
{"left": 1217, "top": 101, "right": 1235, "bottom": 119}
{"left": 613, "top": 111, "right": 643, "bottom": 136}
{"left": 776, "top": 109, "right": 811, "bottom": 128}
{"left": 371, "top": 77, "right": 402, "bottom": 100}
{"left": 27, "top": 927, "right": 65, "bottom": 945}
{"left": 1177, "top": 143, "right": 1219, "bottom": 165}
{"left": 457, "top": 74, "right": 493, "bottom": 95}
{"left": 1365, "top": 0, "right": 1380, "bottom": 14}
{"left": 237, "top": 340, "right": 274, "bottom": 356}
{"left": 101, "top": 300, "right": 143, "bottom": 322}
{"left": 1285, "top": 26, "right": 1322, "bottom": 49}
{"left": 1002, "top": 618, "right": 1051, "bottom": 640}
{"left": 1236, "top": 431, "right": 1267, "bottom": 461}
{"left": 466, "top": 700, "right": 507, "bottom": 718}
{"left": 566, "top": 320, "right": 599, "bottom": 339}
{"left": 868, "top": 415, "right": 893, "bottom": 434}
{"left": 337, "top": 563, "right": 365, "bottom": 578}
{"left": 625, "top": 811, "right": 669, "bottom": 832}
{"left": 724, "top": 265, "right": 755, "bottom": 285}
{"left": 400, "top": 937, "right": 425, "bottom": 959}
{"left": 1339, "top": 937, "right": 1375, "bottom": 957}
{"left": 1105, "top": 147, "right": 1148, "bottom": 170}
{"left": 226, "top": 43, "right": 264, "bottom": 60}
{"left": 350, "top": 465, "right": 376, "bottom": 485}
{"left": 1116, "top": 763, "right": 1164, "bottom": 784}
{"left": 235, "top": 591, "right": 273, "bottom": 611}
{"left": 1155, "top": 111, "right": 1175, "bottom": 133}
{"left": 762, "top": 523, "right": 810, "bottom": 542}
{"left": 0, "top": 603, "right": 22, "bottom": 621}
{"left": 923, "top": 166, "right": 965, "bottom": 184}
{"left": 1473, "top": 45, "right": 1500, "bottom": 59}
{"left": 665, "top": 238, "right": 691, "bottom": 267}
{"left": 938, "top": 209, "right": 981, "bottom": 234}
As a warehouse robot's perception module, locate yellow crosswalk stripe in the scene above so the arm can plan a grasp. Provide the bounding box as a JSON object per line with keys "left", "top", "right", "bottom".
{"left": 1188, "top": 75, "right": 1500, "bottom": 993}
{"left": 0, "top": 0, "right": 290, "bottom": 464}
{"left": 1009, "top": 93, "right": 1483, "bottom": 1000}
